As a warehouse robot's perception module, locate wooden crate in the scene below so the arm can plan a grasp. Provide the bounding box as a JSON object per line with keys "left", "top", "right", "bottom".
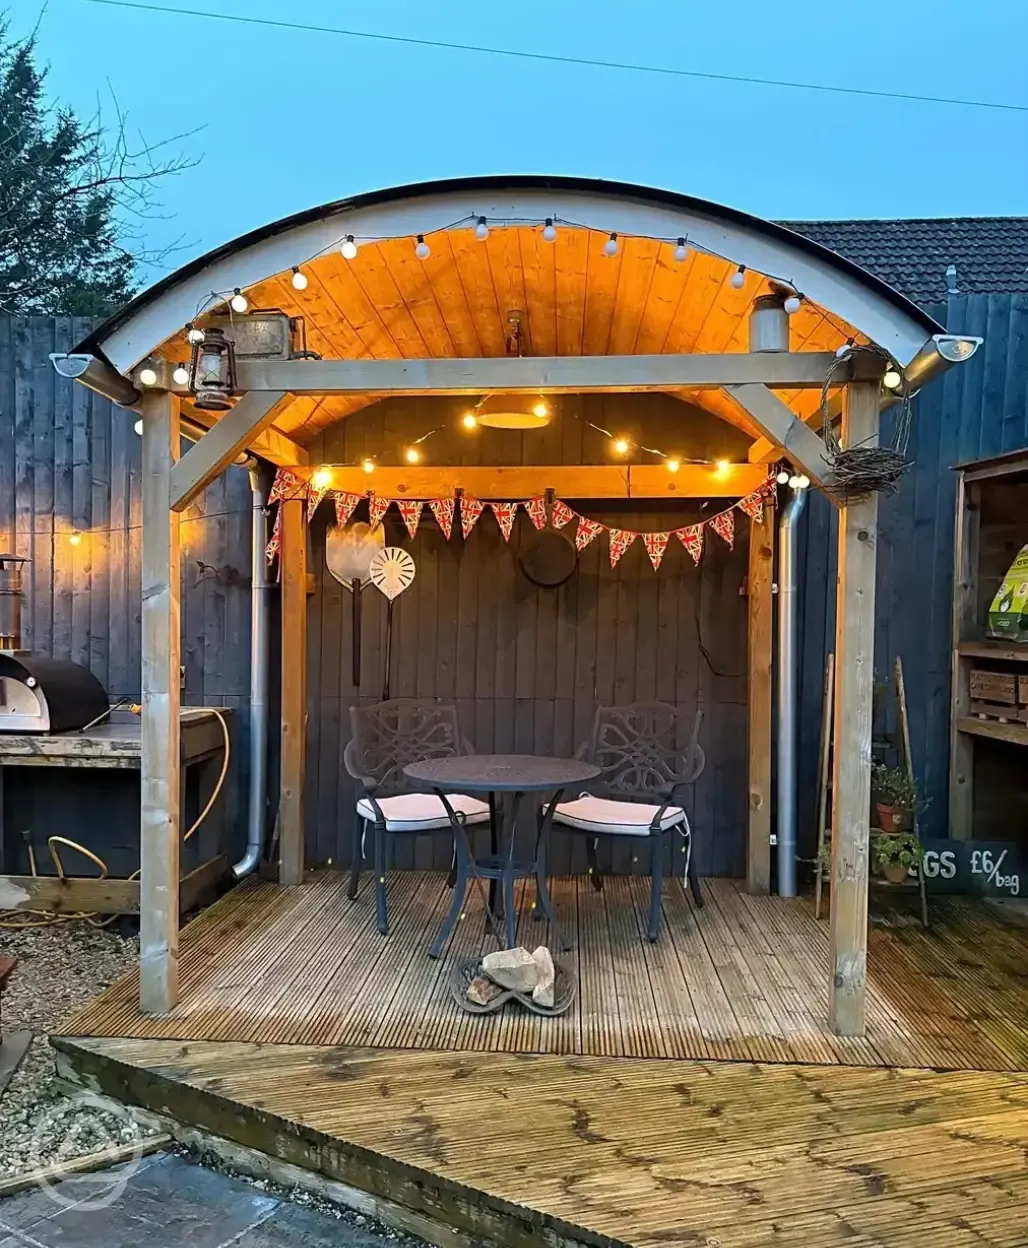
{"left": 970, "top": 669, "right": 1017, "bottom": 705}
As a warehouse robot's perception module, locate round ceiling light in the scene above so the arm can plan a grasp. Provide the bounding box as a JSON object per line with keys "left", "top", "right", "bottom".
{"left": 473, "top": 393, "right": 553, "bottom": 430}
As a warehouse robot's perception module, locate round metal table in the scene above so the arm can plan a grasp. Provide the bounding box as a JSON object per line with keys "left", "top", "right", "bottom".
{"left": 403, "top": 754, "right": 600, "bottom": 956}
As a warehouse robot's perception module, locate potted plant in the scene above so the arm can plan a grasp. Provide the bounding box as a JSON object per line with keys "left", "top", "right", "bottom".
{"left": 872, "top": 832, "right": 923, "bottom": 884}
{"left": 872, "top": 764, "right": 918, "bottom": 832}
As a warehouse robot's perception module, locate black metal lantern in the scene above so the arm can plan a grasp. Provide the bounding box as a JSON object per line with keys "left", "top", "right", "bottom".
{"left": 188, "top": 327, "right": 237, "bottom": 411}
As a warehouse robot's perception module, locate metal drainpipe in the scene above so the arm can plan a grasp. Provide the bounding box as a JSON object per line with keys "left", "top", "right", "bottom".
{"left": 776, "top": 485, "right": 808, "bottom": 897}
{"left": 233, "top": 468, "right": 270, "bottom": 878}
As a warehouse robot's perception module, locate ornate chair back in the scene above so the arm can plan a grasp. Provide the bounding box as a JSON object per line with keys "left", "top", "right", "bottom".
{"left": 584, "top": 702, "right": 705, "bottom": 802}
{"left": 348, "top": 699, "right": 464, "bottom": 798}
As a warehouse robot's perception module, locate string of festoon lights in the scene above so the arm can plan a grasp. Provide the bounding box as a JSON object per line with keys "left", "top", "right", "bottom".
{"left": 147, "top": 212, "right": 820, "bottom": 344}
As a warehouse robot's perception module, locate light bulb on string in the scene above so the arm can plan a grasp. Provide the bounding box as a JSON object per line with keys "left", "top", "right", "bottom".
{"left": 405, "top": 446, "right": 422, "bottom": 464}
{"left": 311, "top": 467, "right": 332, "bottom": 489}
{"left": 533, "top": 402, "right": 548, "bottom": 419}
{"left": 604, "top": 232, "right": 619, "bottom": 257}
{"left": 69, "top": 530, "right": 82, "bottom": 548}
{"left": 730, "top": 265, "right": 746, "bottom": 289}
{"left": 172, "top": 364, "right": 189, "bottom": 386}
{"left": 883, "top": 368, "right": 903, "bottom": 390}
{"left": 341, "top": 235, "right": 358, "bottom": 260}
{"left": 788, "top": 474, "right": 801, "bottom": 488}
{"left": 665, "top": 457, "right": 681, "bottom": 474}
{"left": 361, "top": 457, "right": 376, "bottom": 474}
{"left": 796, "top": 474, "right": 810, "bottom": 489}
{"left": 138, "top": 366, "right": 158, "bottom": 387}
{"left": 291, "top": 267, "right": 308, "bottom": 290}
{"left": 474, "top": 216, "right": 489, "bottom": 241}
{"left": 836, "top": 339, "right": 854, "bottom": 358}
{"left": 414, "top": 235, "right": 430, "bottom": 260}
{"left": 186, "top": 325, "right": 204, "bottom": 345}
{"left": 134, "top": 419, "right": 143, "bottom": 436}
{"left": 674, "top": 238, "right": 688, "bottom": 263}
{"left": 542, "top": 218, "right": 557, "bottom": 243}
{"left": 613, "top": 436, "right": 630, "bottom": 455}
{"left": 783, "top": 293, "right": 802, "bottom": 314}
{"left": 777, "top": 469, "right": 791, "bottom": 485}
{"left": 230, "top": 289, "right": 248, "bottom": 313}
{"left": 715, "top": 459, "right": 730, "bottom": 475}
{"left": 461, "top": 412, "right": 478, "bottom": 430}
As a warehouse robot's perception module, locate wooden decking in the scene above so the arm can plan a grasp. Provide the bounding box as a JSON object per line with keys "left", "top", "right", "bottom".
{"left": 56, "top": 1035, "right": 1028, "bottom": 1248}
{"left": 58, "top": 871, "right": 1028, "bottom": 1072}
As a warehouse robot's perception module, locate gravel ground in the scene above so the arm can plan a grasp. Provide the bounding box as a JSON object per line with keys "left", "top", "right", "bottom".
{"left": 0, "top": 921, "right": 162, "bottom": 1178}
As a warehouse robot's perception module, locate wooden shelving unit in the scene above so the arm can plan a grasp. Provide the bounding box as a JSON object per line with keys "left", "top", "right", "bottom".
{"left": 950, "top": 448, "right": 1028, "bottom": 840}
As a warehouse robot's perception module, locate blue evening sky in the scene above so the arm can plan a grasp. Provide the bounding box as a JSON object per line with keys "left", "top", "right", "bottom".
{"left": 12, "top": 0, "right": 1028, "bottom": 278}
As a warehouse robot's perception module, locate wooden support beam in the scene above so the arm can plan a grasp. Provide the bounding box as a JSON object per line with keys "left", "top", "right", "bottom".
{"left": 306, "top": 463, "right": 769, "bottom": 500}
{"left": 170, "top": 391, "right": 287, "bottom": 510}
{"left": 0, "top": 875, "right": 141, "bottom": 914}
{"left": 828, "top": 380, "right": 879, "bottom": 1038}
{"left": 746, "top": 504, "right": 774, "bottom": 895}
{"left": 278, "top": 497, "right": 307, "bottom": 887}
{"left": 140, "top": 389, "right": 181, "bottom": 1014}
{"left": 182, "top": 405, "right": 308, "bottom": 470}
{"left": 949, "top": 473, "right": 979, "bottom": 839}
{"left": 235, "top": 352, "right": 864, "bottom": 395}
{"left": 726, "top": 384, "right": 836, "bottom": 493}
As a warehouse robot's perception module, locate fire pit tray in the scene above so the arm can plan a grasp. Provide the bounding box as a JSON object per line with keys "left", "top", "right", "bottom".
{"left": 448, "top": 956, "right": 577, "bottom": 1017}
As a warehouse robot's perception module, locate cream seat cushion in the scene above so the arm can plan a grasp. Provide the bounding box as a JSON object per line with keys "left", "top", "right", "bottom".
{"left": 355, "top": 792, "right": 490, "bottom": 832}
{"left": 552, "top": 794, "right": 685, "bottom": 837}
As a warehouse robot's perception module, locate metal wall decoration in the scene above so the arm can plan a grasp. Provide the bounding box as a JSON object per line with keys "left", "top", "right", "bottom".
{"left": 369, "top": 547, "right": 416, "bottom": 700}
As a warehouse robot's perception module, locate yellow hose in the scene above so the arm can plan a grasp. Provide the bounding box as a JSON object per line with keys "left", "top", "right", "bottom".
{"left": 0, "top": 708, "right": 231, "bottom": 930}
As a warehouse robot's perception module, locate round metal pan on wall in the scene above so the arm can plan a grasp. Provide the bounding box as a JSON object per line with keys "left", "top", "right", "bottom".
{"left": 517, "top": 526, "right": 578, "bottom": 588}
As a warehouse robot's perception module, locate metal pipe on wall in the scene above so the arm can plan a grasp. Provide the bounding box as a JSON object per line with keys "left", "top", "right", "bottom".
{"left": 776, "top": 484, "right": 808, "bottom": 897}
{"left": 233, "top": 469, "right": 271, "bottom": 878}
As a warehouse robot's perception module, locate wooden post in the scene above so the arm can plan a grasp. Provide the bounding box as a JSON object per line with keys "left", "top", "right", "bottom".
{"left": 140, "top": 389, "right": 181, "bottom": 1014}
{"left": 949, "top": 471, "right": 978, "bottom": 838}
{"left": 746, "top": 505, "right": 774, "bottom": 894}
{"left": 828, "top": 380, "right": 879, "bottom": 1037}
{"left": 278, "top": 497, "right": 307, "bottom": 886}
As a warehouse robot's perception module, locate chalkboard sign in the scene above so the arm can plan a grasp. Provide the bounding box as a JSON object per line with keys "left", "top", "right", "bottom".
{"left": 920, "top": 840, "right": 1023, "bottom": 898}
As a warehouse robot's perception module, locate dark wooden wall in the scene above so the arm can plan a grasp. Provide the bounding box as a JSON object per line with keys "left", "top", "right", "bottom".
{"left": 796, "top": 294, "right": 1028, "bottom": 853}
{"left": 0, "top": 316, "right": 253, "bottom": 863}
{"left": 305, "top": 394, "right": 753, "bottom": 877}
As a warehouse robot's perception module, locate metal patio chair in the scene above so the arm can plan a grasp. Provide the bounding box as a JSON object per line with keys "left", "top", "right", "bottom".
{"left": 344, "top": 699, "right": 491, "bottom": 936}
{"left": 544, "top": 702, "right": 705, "bottom": 942}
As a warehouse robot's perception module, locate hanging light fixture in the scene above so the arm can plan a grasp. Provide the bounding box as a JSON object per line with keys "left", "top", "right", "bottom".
{"left": 361, "top": 457, "right": 376, "bottom": 474}
{"left": 542, "top": 218, "right": 557, "bottom": 242}
{"left": 229, "top": 288, "right": 248, "bottom": 313}
{"left": 604, "top": 232, "right": 619, "bottom": 257}
{"left": 188, "top": 326, "right": 237, "bottom": 411}
{"left": 138, "top": 365, "right": 158, "bottom": 387}
{"left": 613, "top": 436, "right": 630, "bottom": 455}
{"left": 473, "top": 394, "right": 552, "bottom": 430}
{"left": 665, "top": 456, "right": 681, "bottom": 473}
{"left": 172, "top": 363, "right": 190, "bottom": 386}
{"left": 674, "top": 237, "right": 688, "bottom": 263}
{"left": 291, "top": 267, "right": 308, "bottom": 290}
{"left": 730, "top": 265, "right": 746, "bottom": 289}
{"left": 415, "top": 235, "right": 430, "bottom": 259}
{"left": 405, "top": 445, "right": 422, "bottom": 464}
{"left": 474, "top": 216, "right": 489, "bottom": 241}
{"left": 341, "top": 235, "right": 359, "bottom": 260}
{"left": 186, "top": 324, "right": 205, "bottom": 345}
{"left": 783, "top": 292, "right": 802, "bottom": 314}
{"left": 883, "top": 367, "right": 903, "bottom": 390}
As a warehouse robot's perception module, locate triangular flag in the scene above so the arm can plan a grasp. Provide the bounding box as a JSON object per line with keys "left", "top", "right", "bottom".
{"left": 737, "top": 488, "right": 766, "bottom": 521}
{"left": 429, "top": 497, "right": 455, "bottom": 539}
{"left": 608, "top": 528, "right": 637, "bottom": 567}
{"left": 368, "top": 492, "right": 390, "bottom": 530}
{"left": 524, "top": 496, "right": 548, "bottom": 530}
{"left": 307, "top": 481, "right": 329, "bottom": 521}
{"left": 265, "top": 508, "right": 282, "bottom": 564}
{"left": 395, "top": 499, "right": 422, "bottom": 539}
{"left": 268, "top": 468, "right": 306, "bottom": 504}
{"left": 643, "top": 531, "right": 669, "bottom": 571}
{"left": 709, "top": 508, "right": 735, "bottom": 549}
{"left": 461, "top": 496, "right": 485, "bottom": 539}
{"left": 489, "top": 501, "right": 517, "bottom": 541}
{"left": 550, "top": 499, "right": 576, "bottom": 529}
{"left": 574, "top": 517, "right": 605, "bottom": 551}
{"left": 675, "top": 524, "right": 704, "bottom": 565}
{"left": 334, "top": 491, "right": 363, "bottom": 528}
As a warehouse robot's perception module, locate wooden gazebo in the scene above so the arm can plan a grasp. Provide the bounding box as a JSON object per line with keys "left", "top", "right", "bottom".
{"left": 57, "top": 175, "right": 979, "bottom": 1037}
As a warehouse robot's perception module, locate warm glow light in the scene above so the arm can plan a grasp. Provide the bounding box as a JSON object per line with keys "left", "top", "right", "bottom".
{"left": 291, "top": 267, "right": 308, "bottom": 290}
{"left": 172, "top": 364, "right": 189, "bottom": 386}
{"left": 187, "top": 326, "right": 205, "bottom": 345}
{"left": 883, "top": 368, "right": 902, "bottom": 390}
{"left": 312, "top": 468, "right": 332, "bottom": 489}
{"left": 666, "top": 457, "right": 681, "bottom": 474}
{"left": 69, "top": 530, "right": 82, "bottom": 547}
{"left": 230, "top": 289, "right": 248, "bottom": 313}
{"left": 461, "top": 412, "right": 478, "bottom": 430}
{"left": 361, "top": 457, "right": 376, "bottom": 474}
{"left": 341, "top": 235, "right": 358, "bottom": 260}
{"left": 796, "top": 474, "right": 810, "bottom": 489}
{"left": 138, "top": 366, "right": 158, "bottom": 387}
{"left": 533, "top": 402, "right": 548, "bottom": 419}
{"left": 613, "top": 436, "right": 630, "bottom": 455}
{"left": 405, "top": 446, "right": 421, "bottom": 464}
{"left": 715, "top": 459, "right": 730, "bottom": 475}
{"left": 777, "top": 469, "right": 790, "bottom": 484}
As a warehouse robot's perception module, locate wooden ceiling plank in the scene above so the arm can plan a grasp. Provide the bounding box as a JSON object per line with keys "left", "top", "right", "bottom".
{"left": 259, "top": 273, "right": 362, "bottom": 363}
{"left": 517, "top": 227, "right": 558, "bottom": 357}
{"left": 343, "top": 243, "right": 431, "bottom": 359}
{"left": 310, "top": 252, "right": 403, "bottom": 359}
{"left": 484, "top": 228, "right": 528, "bottom": 352}
{"left": 582, "top": 231, "right": 624, "bottom": 356}
{"left": 661, "top": 252, "right": 728, "bottom": 356}
{"left": 448, "top": 232, "right": 508, "bottom": 356}
{"left": 634, "top": 246, "right": 693, "bottom": 356}
{"left": 379, "top": 237, "right": 466, "bottom": 359}
{"left": 607, "top": 235, "right": 661, "bottom": 356}
{"left": 554, "top": 227, "right": 589, "bottom": 357}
